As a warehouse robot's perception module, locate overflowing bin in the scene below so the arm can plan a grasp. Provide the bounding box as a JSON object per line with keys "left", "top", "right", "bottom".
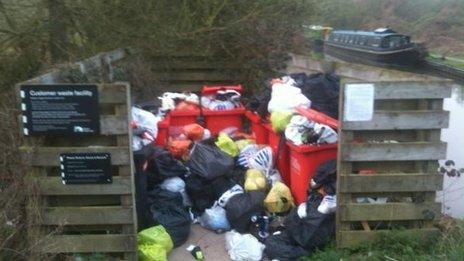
{"left": 201, "top": 85, "right": 246, "bottom": 135}
{"left": 169, "top": 107, "right": 201, "bottom": 136}
{"left": 287, "top": 142, "right": 338, "bottom": 204}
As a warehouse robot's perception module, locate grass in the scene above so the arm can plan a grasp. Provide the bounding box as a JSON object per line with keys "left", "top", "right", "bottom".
{"left": 427, "top": 53, "right": 464, "bottom": 70}
{"left": 302, "top": 218, "right": 464, "bottom": 261}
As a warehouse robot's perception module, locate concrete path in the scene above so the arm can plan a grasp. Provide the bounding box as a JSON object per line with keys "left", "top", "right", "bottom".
{"left": 168, "top": 225, "right": 230, "bottom": 261}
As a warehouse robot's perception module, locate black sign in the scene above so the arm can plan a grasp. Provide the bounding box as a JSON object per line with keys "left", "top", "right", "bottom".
{"left": 20, "top": 84, "right": 100, "bottom": 135}
{"left": 60, "top": 153, "right": 112, "bottom": 184}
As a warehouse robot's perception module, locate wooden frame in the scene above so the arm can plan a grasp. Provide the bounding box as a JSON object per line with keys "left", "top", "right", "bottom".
{"left": 336, "top": 80, "right": 452, "bottom": 248}
{"left": 18, "top": 83, "right": 137, "bottom": 259}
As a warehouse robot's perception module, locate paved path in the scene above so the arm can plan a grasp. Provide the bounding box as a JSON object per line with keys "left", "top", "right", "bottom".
{"left": 169, "top": 225, "right": 230, "bottom": 261}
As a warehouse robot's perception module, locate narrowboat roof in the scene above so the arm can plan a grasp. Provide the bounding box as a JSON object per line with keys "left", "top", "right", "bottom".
{"left": 331, "top": 30, "right": 401, "bottom": 37}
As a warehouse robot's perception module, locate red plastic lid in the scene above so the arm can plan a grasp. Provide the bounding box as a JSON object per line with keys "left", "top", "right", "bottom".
{"left": 295, "top": 106, "right": 338, "bottom": 130}
{"left": 202, "top": 106, "right": 246, "bottom": 115}
{"left": 170, "top": 107, "right": 201, "bottom": 116}
{"left": 202, "top": 85, "right": 243, "bottom": 95}
{"left": 286, "top": 141, "right": 338, "bottom": 153}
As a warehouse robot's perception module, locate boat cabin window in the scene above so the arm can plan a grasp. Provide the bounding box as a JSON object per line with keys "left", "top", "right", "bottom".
{"left": 385, "top": 35, "right": 409, "bottom": 48}
{"left": 368, "top": 36, "right": 382, "bottom": 47}
{"left": 361, "top": 36, "right": 368, "bottom": 45}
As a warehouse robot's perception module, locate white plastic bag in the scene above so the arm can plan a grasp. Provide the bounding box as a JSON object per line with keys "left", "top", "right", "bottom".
{"left": 267, "top": 83, "right": 311, "bottom": 113}
{"left": 131, "top": 106, "right": 160, "bottom": 138}
{"left": 160, "top": 177, "right": 192, "bottom": 207}
{"left": 225, "top": 230, "right": 265, "bottom": 261}
{"left": 199, "top": 203, "right": 230, "bottom": 231}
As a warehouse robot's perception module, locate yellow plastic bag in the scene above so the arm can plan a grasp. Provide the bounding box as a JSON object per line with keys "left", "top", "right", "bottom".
{"left": 264, "top": 181, "right": 294, "bottom": 213}
{"left": 244, "top": 169, "right": 267, "bottom": 191}
{"left": 215, "top": 133, "right": 239, "bottom": 157}
{"left": 235, "top": 139, "right": 255, "bottom": 151}
{"left": 138, "top": 243, "right": 168, "bottom": 261}
{"left": 138, "top": 225, "right": 174, "bottom": 253}
{"left": 270, "top": 111, "right": 293, "bottom": 133}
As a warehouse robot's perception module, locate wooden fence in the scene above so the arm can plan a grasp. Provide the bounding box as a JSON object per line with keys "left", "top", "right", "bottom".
{"left": 336, "top": 81, "right": 453, "bottom": 247}
{"left": 18, "top": 83, "right": 137, "bottom": 259}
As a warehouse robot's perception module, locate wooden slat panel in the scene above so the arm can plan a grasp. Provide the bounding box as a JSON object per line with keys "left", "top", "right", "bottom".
{"left": 339, "top": 202, "right": 441, "bottom": 221}
{"left": 20, "top": 146, "right": 130, "bottom": 166}
{"left": 98, "top": 84, "right": 127, "bottom": 104}
{"left": 342, "top": 142, "right": 447, "bottom": 161}
{"left": 339, "top": 174, "right": 443, "bottom": 193}
{"left": 42, "top": 206, "right": 133, "bottom": 225}
{"left": 372, "top": 82, "right": 453, "bottom": 99}
{"left": 35, "top": 176, "right": 131, "bottom": 195}
{"left": 100, "top": 115, "right": 128, "bottom": 135}
{"left": 39, "top": 234, "right": 135, "bottom": 253}
{"left": 153, "top": 72, "right": 232, "bottom": 81}
{"left": 343, "top": 110, "right": 449, "bottom": 130}
{"left": 338, "top": 228, "right": 440, "bottom": 248}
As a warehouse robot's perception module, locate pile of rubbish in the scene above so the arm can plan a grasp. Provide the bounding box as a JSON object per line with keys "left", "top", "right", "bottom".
{"left": 131, "top": 73, "right": 340, "bottom": 261}
{"left": 246, "top": 72, "right": 339, "bottom": 148}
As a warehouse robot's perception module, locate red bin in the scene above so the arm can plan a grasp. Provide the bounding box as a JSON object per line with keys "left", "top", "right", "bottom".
{"left": 201, "top": 85, "right": 245, "bottom": 135}
{"left": 168, "top": 107, "right": 200, "bottom": 136}
{"left": 155, "top": 116, "right": 170, "bottom": 147}
{"left": 263, "top": 124, "right": 290, "bottom": 186}
{"left": 202, "top": 106, "right": 246, "bottom": 135}
{"left": 287, "top": 142, "right": 338, "bottom": 204}
{"left": 245, "top": 111, "right": 268, "bottom": 144}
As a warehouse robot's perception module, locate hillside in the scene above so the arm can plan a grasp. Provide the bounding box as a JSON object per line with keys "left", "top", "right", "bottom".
{"left": 314, "top": 0, "right": 464, "bottom": 56}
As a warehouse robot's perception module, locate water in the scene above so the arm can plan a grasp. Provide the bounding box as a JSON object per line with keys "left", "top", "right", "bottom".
{"left": 437, "top": 86, "right": 464, "bottom": 218}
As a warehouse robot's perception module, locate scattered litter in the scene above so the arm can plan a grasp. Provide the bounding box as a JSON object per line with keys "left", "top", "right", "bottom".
{"left": 186, "top": 245, "right": 204, "bottom": 260}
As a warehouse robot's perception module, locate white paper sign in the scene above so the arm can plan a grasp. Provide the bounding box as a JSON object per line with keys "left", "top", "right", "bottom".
{"left": 344, "top": 83, "right": 374, "bottom": 122}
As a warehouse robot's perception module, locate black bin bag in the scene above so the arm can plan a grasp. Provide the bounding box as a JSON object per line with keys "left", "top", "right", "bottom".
{"left": 300, "top": 73, "right": 340, "bottom": 119}
{"left": 147, "top": 187, "right": 191, "bottom": 247}
{"left": 265, "top": 231, "right": 309, "bottom": 261}
{"left": 184, "top": 174, "right": 215, "bottom": 213}
{"left": 187, "top": 143, "right": 234, "bottom": 180}
{"left": 225, "top": 190, "right": 266, "bottom": 233}
{"left": 313, "top": 159, "right": 337, "bottom": 195}
{"left": 284, "top": 203, "right": 335, "bottom": 251}
{"left": 145, "top": 146, "right": 189, "bottom": 189}
{"left": 185, "top": 174, "right": 236, "bottom": 213}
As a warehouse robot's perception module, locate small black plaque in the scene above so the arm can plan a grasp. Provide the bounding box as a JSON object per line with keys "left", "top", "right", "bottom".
{"left": 20, "top": 84, "right": 100, "bottom": 135}
{"left": 60, "top": 153, "right": 112, "bottom": 184}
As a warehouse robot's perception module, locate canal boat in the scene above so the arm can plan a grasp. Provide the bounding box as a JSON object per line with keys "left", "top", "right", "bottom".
{"left": 324, "top": 28, "right": 426, "bottom": 67}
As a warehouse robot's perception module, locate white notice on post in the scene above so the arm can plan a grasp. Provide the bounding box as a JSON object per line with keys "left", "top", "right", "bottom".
{"left": 344, "top": 83, "right": 374, "bottom": 121}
